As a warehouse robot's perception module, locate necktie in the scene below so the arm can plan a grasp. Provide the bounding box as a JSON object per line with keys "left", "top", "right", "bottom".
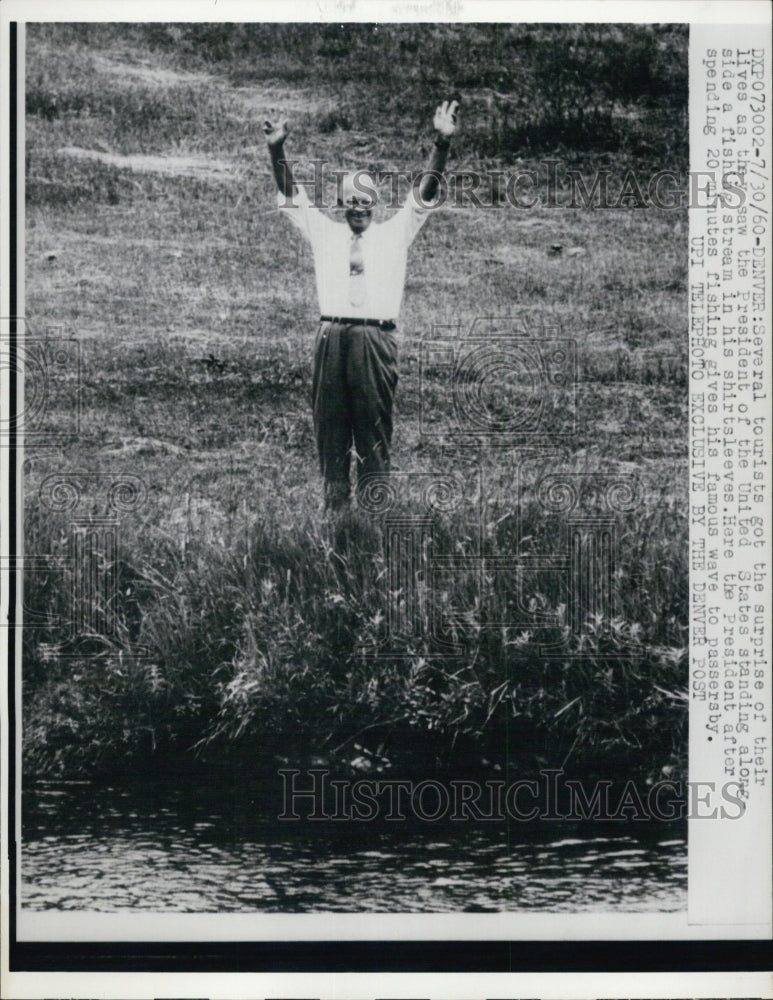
{"left": 349, "top": 233, "right": 366, "bottom": 308}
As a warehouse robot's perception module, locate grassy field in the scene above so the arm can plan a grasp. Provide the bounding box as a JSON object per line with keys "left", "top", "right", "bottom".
{"left": 23, "top": 24, "right": 689, "bottom": 789}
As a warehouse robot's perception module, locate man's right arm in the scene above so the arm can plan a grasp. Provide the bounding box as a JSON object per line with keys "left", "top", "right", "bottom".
{"left": 263, "top": 119, "right": 295, "bottom": 198}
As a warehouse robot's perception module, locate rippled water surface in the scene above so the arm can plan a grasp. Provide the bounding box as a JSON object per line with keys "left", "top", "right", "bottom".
{"left": 22, "top": 781, "right": 687, "bottom": 912}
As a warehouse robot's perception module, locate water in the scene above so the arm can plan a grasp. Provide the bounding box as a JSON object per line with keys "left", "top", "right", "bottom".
{"left": 22, "top": 780, "right": 686, "bottom": 912}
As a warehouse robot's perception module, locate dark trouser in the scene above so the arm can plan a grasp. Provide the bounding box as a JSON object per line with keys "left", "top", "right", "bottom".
{"left": 312, "top": 321, "right": 398, "bottom": 508}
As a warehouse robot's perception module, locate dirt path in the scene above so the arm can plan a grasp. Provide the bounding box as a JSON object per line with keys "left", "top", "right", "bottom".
{"left": 56, "top": 145, "right": 236, "bottom": 179}
{"left": 52, "top": 46, "right": 332, "bottom": 180}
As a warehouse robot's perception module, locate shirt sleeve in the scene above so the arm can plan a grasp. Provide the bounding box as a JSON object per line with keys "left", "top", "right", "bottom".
{"left": 381, "top": 187, "right": 432, "bottom": 247}
{"left": 277, "top": 185, "right": 332, "bottom": 244}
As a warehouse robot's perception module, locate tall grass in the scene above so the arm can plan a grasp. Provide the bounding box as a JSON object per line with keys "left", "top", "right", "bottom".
{"left": 23, "top": 339, "right": 688, "bottom": 784}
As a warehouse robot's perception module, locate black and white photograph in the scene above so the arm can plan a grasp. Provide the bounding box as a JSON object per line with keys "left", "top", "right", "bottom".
{"left": 1, "top": 1, "right": 770, "bottom": 997}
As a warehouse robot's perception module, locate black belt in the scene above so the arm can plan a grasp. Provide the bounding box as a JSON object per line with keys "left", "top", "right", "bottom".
{"left": 320, "top": 315, "right": 396, "bottom": 331}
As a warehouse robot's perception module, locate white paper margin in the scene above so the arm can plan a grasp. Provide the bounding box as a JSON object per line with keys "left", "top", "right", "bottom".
{"left": 1, "top": 1, "right": 771, "bottom": 998}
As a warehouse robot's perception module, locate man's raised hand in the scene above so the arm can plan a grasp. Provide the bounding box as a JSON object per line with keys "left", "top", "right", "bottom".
{"left": 433, "top": 98, "right": 460, "bottom": 139}
{"left": 263, "top": 119, "right": 289, "bottom": 147}
{"left": 264, "top": 119, "right": 295, "bottom": 196}
{"left": 419, "top": 95, "right": 460, "bottom": 203}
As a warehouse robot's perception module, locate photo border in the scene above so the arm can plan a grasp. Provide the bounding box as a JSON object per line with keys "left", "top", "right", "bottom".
{"left": 1, "top": 1, "right": 771, "bottom": 996}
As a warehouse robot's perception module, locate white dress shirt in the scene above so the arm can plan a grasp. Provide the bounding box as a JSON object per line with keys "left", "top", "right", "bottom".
{"left": 278, "top": 186, "right": 429, "bottom": 321}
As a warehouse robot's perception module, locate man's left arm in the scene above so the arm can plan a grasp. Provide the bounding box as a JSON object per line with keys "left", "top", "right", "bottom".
{"left": 418, "top": 97, "right": 460, "bottom": 204}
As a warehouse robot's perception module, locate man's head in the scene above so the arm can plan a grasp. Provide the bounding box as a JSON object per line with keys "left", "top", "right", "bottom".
{"left": 339, "top": 170, "right": 377, "bottom": 234}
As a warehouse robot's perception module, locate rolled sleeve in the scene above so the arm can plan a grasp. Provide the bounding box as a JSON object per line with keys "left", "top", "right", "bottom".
{"left": 404, "top": 187, "right": 431, "bottom": 244}
{"left": 381, "top": 188, "right": 431, "bottom": 247}
{"left": 277, "top": 185, "right": 335, "bottom": 248}
{"left": 277, "top": 185, "right": 312, "bottom": 240}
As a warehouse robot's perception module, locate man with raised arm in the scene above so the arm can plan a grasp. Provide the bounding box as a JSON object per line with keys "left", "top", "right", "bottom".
{"left": 263, "top": 98, "right": 459, "bottom": 510}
